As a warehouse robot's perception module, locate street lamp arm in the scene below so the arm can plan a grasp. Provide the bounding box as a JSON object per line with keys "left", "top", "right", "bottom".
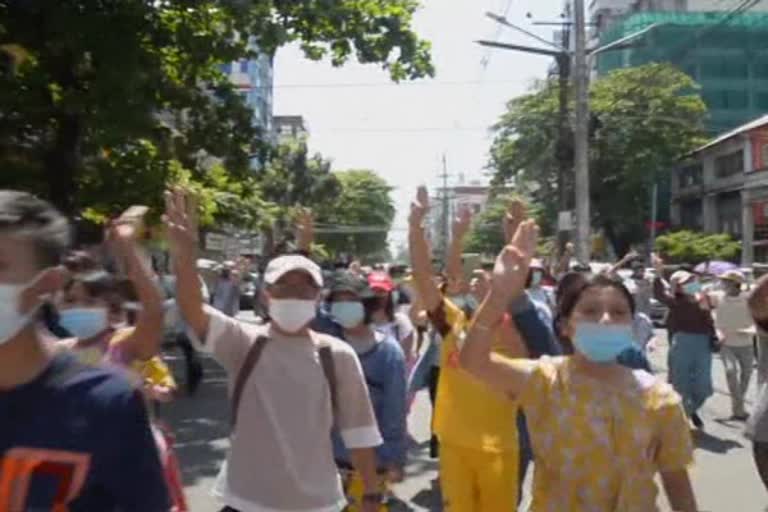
{"left": 475, "top": 40, "right": 565, "bottom": 58}
{"left": 485, "top": 11, "right": 568, "bottom": 53}
{"left": 587, "top": 23, "right": 662, "bottom": 56}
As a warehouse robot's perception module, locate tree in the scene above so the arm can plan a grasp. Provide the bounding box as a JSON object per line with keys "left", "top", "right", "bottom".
{"left": 655, "top": 230, "right": 741, "bottom": 265}
{"left": 465, "top": 193, "right": 550, "bottom": 256}
{"left": 316, "top": 169, "right": 395, "bottom": 260}
{"left": 0, "top": 1, "right": 434, "bottom": 217}
{"left": 490, "top": 63, "right": 708, "bottom": 255}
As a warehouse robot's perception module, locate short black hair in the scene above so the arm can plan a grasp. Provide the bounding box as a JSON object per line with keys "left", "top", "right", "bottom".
{"left": 0, "top": 190, "right": 70, "bottom": 268}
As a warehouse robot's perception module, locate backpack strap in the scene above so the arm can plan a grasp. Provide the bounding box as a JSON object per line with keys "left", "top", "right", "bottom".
{"left": 317, "top": 344, "right": 338, "bottom": 417}
{"left": 230, "top": 335, "right": 269, "bottom": 431}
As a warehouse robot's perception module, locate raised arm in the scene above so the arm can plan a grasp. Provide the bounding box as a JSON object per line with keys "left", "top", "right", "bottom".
{"left": 606, "top": 249, "right": 638, "bottom": 276}
{"left": 164, "top": 188, "right": 208, "bottom": 340}
{"left": 652, "top": 253, "right": 675, "bottom": 306}
{"left": 460, "top": 219, "right": 540, "bottom": 398}
{"left": 446, "top": 205, "right": 472, "bottom": 285}
{"left": 108, "top": 214, "right": 164, "bottom": 361}
{"left": 555, "top": 242, "right": 575, "bottom": 277}
{"left": 295, "top": 207, "right": 315, "bottom": 255}
{"left": 408, "top": 186, "right": 442, "bottom": 312}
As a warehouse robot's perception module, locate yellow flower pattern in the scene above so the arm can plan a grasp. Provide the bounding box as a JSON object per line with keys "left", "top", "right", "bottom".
{"left": 518, "top": 356, "right": 693, "bottom": 512}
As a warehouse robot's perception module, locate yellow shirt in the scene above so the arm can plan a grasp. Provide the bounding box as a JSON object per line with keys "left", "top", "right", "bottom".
{"left": 430, "top": 298, "right": 520, "bottom": 454}
{"left": 518, "top": 356, "right": 693, "bottom": 511}
{"left": 108, "top": 328, "right": 176, "bottom": 390}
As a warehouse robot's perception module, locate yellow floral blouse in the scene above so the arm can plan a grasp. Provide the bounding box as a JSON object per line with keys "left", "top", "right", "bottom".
{"left": 517, "top": 356, "right": 693, "bottom": 512}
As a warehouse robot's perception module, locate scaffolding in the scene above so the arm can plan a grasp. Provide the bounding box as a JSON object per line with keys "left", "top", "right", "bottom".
{"left": 597, "top": 11, "right": 768, "bottom": 133}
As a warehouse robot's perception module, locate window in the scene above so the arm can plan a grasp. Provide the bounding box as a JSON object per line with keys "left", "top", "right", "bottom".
{"left": 756, "top": 93, "right": 768, "bottom": 110}
{"left": 715, "top": 150, "right": 744, "bottom": 178}
{"left": 678, "top": 163, "right": 703, "bottom": 188}
{"left": 718, "top": 192, "right": 742, "bottom": 236}
{"left": 755, "top": 58, "right": 768, "bottom": 79}
{"left": 680, "top": 200, "right": 703, "bottom": 230}
{"left": 239, "top": 60, "right": 249, "bottom": 73}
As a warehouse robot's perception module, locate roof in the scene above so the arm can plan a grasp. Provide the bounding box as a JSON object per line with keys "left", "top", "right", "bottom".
{"left": 691, "top": 113, "right": 768, "bottom": 155}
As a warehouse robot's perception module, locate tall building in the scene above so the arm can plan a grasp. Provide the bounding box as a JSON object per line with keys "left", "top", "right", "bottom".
{"left": 222, "top": 52, "right": 274, "bottom": 135}
{"left": 272, "top": 115, "right": 309, "bottom": 143}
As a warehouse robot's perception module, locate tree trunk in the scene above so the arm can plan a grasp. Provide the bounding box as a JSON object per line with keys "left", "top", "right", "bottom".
{"left": 44, "top": 114, "right": 82, "bottom": 215}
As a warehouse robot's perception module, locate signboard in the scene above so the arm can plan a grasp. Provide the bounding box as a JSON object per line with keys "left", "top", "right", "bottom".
{"left": 205, "top": 233, "right": 226, "bottom": 251}
{"left": 558, "top": 211, "right": 574, "bottom": 231}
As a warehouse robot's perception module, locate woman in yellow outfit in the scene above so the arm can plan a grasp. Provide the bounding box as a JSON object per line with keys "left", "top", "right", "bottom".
{"left": 408, "top": 187, "right": 528, "bottom": 510}
{"left": 460, "top": 219, "right": 698, "bottom": 512}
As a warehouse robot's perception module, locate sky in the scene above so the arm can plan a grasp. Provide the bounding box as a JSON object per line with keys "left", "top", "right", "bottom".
{"left": 273, "top": 0, "right": 563, "bottom": 250}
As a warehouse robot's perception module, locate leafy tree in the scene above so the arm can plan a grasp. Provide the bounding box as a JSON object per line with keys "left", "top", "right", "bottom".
{"left": 316, "top": 169, "right": 395, "bottom": 260}
{"left": 655, "top": 230, "right": 741, "bottom": 265}
{"left": 490, "top": 63, "right": 708, "bottom": 255}
{"left": 0, "top": 1, "right": 434, "bottom": 216}
{"left": 465, "top": 193, "right": 550, "bottom": 256}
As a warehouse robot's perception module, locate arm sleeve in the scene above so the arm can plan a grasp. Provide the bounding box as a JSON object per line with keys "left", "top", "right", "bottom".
{"left": 509, "top": 293, "right": 562, "bottom": 358}
{"left": 396, "top": 313, "right": 415, "bottom": 340}
{"left": 105, "top": 389, "right": 171, "bottom": 511}
{"left": 653, "top": 277, "right": 675, "bottom": 306}
{"left": 654, "top": 392, "right": 694, "bottom": 472}
{"left": 335, "top": 348, "right": 383, "bottom": 449}
{"left": 189, "top": 305, "right": 253, "bottom": 374}
{"left": 377, "top": 346, "right": 408, "bottom": 467}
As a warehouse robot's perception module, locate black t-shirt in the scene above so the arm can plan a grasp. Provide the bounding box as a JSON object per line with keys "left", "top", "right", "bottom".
{"left": 0, "top": 352, "right": 170, "bottom": 511}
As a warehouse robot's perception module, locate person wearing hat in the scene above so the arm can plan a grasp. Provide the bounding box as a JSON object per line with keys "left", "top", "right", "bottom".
{"left": 653, "top": 254, "right": 716, "bottom": 429}
{"left": 367, "top": 271, "right": 416, "bottom": 365}
{"left": 164, "top": 189, "right": 383, "bottom": 512}
{"left": 328, "top": 271, "right": 408, "bottom": 506}
{"left": 712, "top": 270, "right": 754, "bottom": 420}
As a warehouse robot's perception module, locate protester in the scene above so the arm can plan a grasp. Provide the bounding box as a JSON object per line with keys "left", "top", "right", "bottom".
{"left": 653, "top": 254, "right": 716, "bottom": 429}
{"left": 328, "top": 271, "right": 407, "bottom": 504}
{"left": 0, "top": 190, "right": 170, "bottom": 510}
{"left": 711, "top": 270, "right": 754, "bottom": 420}
{"left": 164, "top": 187, "right": 383, "bottom": 512}
{"left": 212, "top": 262, "right": 241, "bottom": 317}
{"left": 461, "top": 218, "right": 697, "bottom": 512}
{"left": 747, "top": 270, "right": 768, "bottom": 494}
{"left": 367, "top": 271, "right": 416, "bottom": 363}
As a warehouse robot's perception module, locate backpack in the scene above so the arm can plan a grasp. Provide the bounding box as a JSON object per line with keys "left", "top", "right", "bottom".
{"left": 230, "top": 333, "right": 338, "bottom": 431}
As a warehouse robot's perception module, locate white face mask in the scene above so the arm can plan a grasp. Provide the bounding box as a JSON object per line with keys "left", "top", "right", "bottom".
{"left": 0, "top": 279, "right": 40, "bottom": 346}
{"left": 331, "top": 301, "right": 365, "bottom": 329}
{"left": 269, "top": 299, "right": 317, "bottom": 333}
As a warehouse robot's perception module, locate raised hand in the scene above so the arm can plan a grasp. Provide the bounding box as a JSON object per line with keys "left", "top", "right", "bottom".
{"left": 294, "top": 207, "right": 315, "bottom": 251}
{"left": 409, "top": 185, "right": 430, "bottom": 228}
{"left": 503, "top": 198, "right": 527, "bottom": 244}
{"left": 492, "top": 220, "right": 539, "bottom": 299}
{"left": 163, "top": 187, "right": 199, "bottom": 259}
{"left": 453, "top": 204, "right": 473, "bottom": 238}
{"left": 651, "top": 252, "right": 664, "bottom": 272}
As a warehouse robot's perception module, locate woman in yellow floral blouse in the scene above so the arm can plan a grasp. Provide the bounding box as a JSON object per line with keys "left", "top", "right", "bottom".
{"left": 460, "top": 219, "right": 697, "bottom": 512}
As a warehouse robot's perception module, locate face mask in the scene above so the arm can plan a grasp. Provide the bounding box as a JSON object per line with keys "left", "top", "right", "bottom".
{"left": 331, "top": 301, "right": 365, "bottom": 329}
{"left": 0, "top": 281, "right": 39, "bottom": 345}
{"left": 269, "top": 299, "right": 317, "bottom": 333}
{"left": 449, "top": 295, "right": 466, "bottom": 309}
{"left": 531, "top": 271, "right": 543, "bottom": 287}
{"left": 58, "top": 308, "right": 109, "bottom": 340}
{"left": 391, "top": 290, "right": 400, "bottom": 305}
{"left": 573, "top": 322, "right": 635, "bottom": 363}
{"left": 682, "top": 281, "right": 701, "bottom": 295}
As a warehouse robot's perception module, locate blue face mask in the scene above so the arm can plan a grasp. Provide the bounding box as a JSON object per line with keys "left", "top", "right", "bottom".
{"left": 530, "top": 271, "right": 543, "bottom": 287}
{"left": 573, "top": 322, "right": 635, "bottom": 363}
{"left": 682, "top": 281, "right": 702, "bottom": 295}
{"left": 449, "top": 295, "right": 467, "bottom": 310}
{"left": 59, "top": 307, "right": 109, "bottom": 340}
{"left": 391, "top": 290, "right": 400, "bottom": 305}
{"left": 331, "top": 301, "right": 365, "bottom": 329}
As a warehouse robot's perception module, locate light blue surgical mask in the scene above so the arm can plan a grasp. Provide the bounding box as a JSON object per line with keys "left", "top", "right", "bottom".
{"left": 531, "top": 271, "right": 543, "bottom": 287}
{"left": 682, "top": 281, "right": 702, "bottom": 295}
{"left": 573, "top": 322, "right": 635, "bottom": 363}
{"left": 331, "top": 301, "right": 365, "bottom": 329}
{"left": 449, "top": 295, "right": 467, "bottom": 310}
{"left": 391, "top": 290, "right": 400, "bottom": 305}
{"left": 59, "top": 307, "right": 109, "bottom": 340}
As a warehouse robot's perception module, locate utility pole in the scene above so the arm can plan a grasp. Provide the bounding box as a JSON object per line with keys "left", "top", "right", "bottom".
{"left": 439, "top": 154, "right": 451, "bottom": 260}
{"left": 573, "top": 0, "right": 590, "bottom": 264}
{"left": 556, "top": 27, "right": 572, "bottom": 255}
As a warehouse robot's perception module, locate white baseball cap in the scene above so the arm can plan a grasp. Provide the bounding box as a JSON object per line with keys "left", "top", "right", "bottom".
{"left": 264, "top": 254, "right": 323, "bottom": 287}
{"left": 670, "top": 270, "right": 694, "bottom": 285}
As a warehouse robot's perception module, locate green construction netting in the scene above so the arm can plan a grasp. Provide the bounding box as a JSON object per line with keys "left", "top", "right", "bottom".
{"left": 597, "top": 12, "right": 768, "bottom": 133}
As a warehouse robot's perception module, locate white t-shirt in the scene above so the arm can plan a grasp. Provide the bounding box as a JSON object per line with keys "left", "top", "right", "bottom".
{"left": 712, "top": 292, "right": 754, "bottom": 347}
{"left": 196, "top": 307, "right": 382, "bottom": 512}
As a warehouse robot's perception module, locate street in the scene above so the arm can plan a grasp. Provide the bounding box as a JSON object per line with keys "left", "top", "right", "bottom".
{"left": 162, "top": 321, "right": 767, "bottom": 511}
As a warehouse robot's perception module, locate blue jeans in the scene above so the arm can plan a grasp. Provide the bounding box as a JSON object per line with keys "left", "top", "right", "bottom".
{"left": 669, "top": 332, "right": 713, "bottom": 416}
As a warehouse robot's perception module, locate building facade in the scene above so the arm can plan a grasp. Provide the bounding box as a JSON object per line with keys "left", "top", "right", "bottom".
{"left": 222, "top": 52, "right": 274, "bottom": 135}
{"left": 272, "top": 115, "right": 308, "bottom": 143}
{"left": 671, "top": 114, "right": 768, "bottom": 264}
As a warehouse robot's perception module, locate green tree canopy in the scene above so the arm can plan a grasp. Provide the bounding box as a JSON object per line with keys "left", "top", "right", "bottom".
{"left": 316, "top": 169, "right": 395, "bottom": 260}
{"left": 655, "top": 230, "right": 741, "bottom": 265}
{"left": 490, "top": 63, "right": 708, "bottom": 255}
{"left": 0, "top": 1, "right": 433, "bottom": 219}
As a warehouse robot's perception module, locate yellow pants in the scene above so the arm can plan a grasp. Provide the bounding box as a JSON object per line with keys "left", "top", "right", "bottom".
{"left": 439, "top": 443, "right": 519, "bottom": 512}
{"left": 341, "top": 469, "right": 389, "bottom": 512}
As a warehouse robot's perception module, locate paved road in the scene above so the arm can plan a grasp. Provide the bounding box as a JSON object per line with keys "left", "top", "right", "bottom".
{"left": 161, "top": 323, "right": 767, "bottom": 511}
